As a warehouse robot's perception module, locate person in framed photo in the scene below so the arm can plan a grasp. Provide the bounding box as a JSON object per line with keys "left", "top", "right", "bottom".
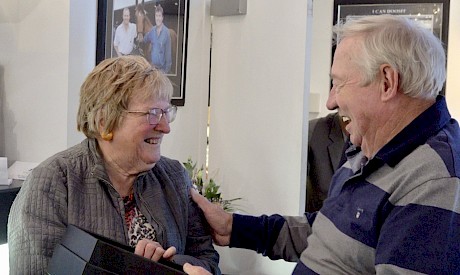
{"left": 113, "top": 7, "right": 138, "bottom": 57}
{"left": 143, "top": 4, "right": 172, "bottom": 74}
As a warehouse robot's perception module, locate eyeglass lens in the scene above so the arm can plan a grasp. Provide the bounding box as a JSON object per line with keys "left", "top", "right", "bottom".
{"left": 148, "top": 106, "right": 177, "bottom": 125}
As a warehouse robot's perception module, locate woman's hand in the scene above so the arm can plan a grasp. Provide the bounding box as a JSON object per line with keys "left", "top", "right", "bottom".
{"left": 183, "top": 263, "right": 212, "bottom": 275}
{"left": 134, "top": 239, "right": 176, "bottom": 262}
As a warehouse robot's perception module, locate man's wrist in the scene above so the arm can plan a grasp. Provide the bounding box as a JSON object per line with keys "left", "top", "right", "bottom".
{"left": 227, "top": 213, "right": 234, "bottom": 235}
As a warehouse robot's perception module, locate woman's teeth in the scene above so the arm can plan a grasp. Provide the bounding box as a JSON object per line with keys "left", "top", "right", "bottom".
{"left": 145, "top": 138, "right": 159, "bottom": 144}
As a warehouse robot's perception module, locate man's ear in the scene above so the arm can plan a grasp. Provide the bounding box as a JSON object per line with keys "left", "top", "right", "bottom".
{"left": 380, "top": 64, "right": 399, "bottom": 102}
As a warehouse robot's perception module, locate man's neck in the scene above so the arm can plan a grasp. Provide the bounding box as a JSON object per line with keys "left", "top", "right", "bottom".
{"left": 362, "top": 96, "right": 435, "bottom": 158}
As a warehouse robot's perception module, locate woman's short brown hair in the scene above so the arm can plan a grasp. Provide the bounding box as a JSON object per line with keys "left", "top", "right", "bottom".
{"left": 77, "top": 55, "right": 173, "bottom": 138}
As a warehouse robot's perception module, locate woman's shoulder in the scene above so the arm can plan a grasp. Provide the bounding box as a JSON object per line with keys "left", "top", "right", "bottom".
{"left": 156, "top": 156, "right": 183, "bottom": 172}
{"left": 33, "top": 139, "right": 96, "bottom": 179}
{"left": 147, "top": 157, "right": 190, "bottom": 196}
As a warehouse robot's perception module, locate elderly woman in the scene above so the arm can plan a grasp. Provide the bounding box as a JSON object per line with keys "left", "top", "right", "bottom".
{"left": 8, "top": 56, "right": 220, "bottom": 274}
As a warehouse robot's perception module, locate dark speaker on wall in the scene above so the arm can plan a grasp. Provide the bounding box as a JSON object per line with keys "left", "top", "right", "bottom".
{"left": 210, "top": 0, "right": 247, "bottom": 16}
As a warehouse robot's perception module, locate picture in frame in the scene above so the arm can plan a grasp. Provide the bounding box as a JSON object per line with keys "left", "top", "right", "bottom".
{"left": 97, "top": 0, "right": 190, "bottom": 106}
{"left": 333, "top": 0, "right": 450, "bottom": 94}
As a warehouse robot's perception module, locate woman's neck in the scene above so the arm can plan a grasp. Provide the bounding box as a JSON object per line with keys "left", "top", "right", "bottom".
{"left": 101, "top": 148, "right": 137, "bottom": 197}
{"left": 106, "top": 163, "right": 136, "bottom": 197}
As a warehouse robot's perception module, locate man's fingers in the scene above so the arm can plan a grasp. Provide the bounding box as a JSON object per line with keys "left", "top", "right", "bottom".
{"left": 190, "top": 187, "right": 211, "bottom": 209}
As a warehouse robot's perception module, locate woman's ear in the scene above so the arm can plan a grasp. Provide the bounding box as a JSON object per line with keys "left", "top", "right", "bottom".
{"left": 97, "top": 114, "right": 113, "bottom": 141}
{"left": 380, "top": 64, "right": 399, "bottom": 102}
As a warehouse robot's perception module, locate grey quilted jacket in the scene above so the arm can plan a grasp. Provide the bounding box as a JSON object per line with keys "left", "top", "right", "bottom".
{"left": 8, "top": 138, "right": 220, "bottom": 274}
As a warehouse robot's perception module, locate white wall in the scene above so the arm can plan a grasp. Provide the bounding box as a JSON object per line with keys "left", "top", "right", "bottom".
{"left": 207, "top": 0, "right": 313, "bottom": 272}
{"left": 0, "top": 0, "right": 70, "bottom": 165}
{"left": 309, "top": 0, "right": 334, "bottom": 119}
{"left": 446, "top": 1, "right": 460, "bottom": 120}
{"left": 67, "top": 0, "right": 97, "bottom": 148}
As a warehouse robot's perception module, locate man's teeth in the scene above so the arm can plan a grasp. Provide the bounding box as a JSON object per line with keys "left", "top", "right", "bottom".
{"left": 342, "top": 116, "right": 351, "bottom": 123}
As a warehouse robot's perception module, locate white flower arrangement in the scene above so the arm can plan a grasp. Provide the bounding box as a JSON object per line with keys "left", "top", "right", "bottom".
{"left": 183, "top": 157, "right": 242, "bottom": 212}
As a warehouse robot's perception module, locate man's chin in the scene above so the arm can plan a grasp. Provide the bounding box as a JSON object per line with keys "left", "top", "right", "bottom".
{"left": 349, "top": 135, "right": 361, "bottom": 147}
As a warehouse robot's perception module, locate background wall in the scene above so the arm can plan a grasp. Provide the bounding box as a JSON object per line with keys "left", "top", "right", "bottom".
{"left": 445, "top": 1, "right": 460, "bottom": 119}
{"left": 0, "top": 0, "right": 70, "bottom": 165}
{"left": 1, "top": 0, "right": 460, "bottom": 274}
{"left": 206, "top": 0, "right": 312, "bottom": 273}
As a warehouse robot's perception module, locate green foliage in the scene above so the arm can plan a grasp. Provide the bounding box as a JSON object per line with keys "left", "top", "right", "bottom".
{"left": 203, "top": 178, "right": 221, "bottom": 201}
{"left": 183, "top": 157, "right": 242, "bottom": 212}
{"left": 183, "top": 157, "right": 204, "bottom": 192}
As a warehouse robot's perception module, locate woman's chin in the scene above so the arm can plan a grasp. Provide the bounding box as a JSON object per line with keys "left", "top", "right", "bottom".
{"left": 146, "top": 156, "right": 161, "bottom": 166}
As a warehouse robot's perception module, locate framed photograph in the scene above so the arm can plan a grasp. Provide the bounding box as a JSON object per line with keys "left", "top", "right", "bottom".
{"left": 97, "top": 0, "right": 190, "bottom": 106}
{"left": 333, "top": 0, "right": 450, "bottom": 94}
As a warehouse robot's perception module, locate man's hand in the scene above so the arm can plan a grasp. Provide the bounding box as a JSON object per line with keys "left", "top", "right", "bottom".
{"left": 190, "top": 188, "right": 233, "bottom": 246}
{"left": 183, "top": 263, "right": 212, "bottom": 275}
{"left": 134, "top": 239, "right": 176, "bottom": 262}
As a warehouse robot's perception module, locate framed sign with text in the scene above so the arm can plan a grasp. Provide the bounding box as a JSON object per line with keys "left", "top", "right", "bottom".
{"left": 333, "top": 0, "right": 449, "bottom": 47}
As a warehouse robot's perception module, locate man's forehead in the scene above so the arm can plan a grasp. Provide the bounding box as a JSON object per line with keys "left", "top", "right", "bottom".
{"left": 331, "top": 39, "right": 360, "bottom": 76}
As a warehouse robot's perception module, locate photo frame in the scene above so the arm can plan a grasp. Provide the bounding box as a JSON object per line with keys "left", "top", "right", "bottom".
{"left": 333, "top": 0, "right": 450, "bottom": 94}
{"left": 97, "top": 0, "right": 190, "bottom": 106}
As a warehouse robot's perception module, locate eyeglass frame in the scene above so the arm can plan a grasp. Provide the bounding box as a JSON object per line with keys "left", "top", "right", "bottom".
{"left": 124, "top": 105, "right": 177, "bottom": 125}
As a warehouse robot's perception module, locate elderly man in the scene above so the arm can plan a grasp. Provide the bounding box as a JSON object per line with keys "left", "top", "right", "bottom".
{"left": 183, "top": 14, "right": 460, "bottom": 275}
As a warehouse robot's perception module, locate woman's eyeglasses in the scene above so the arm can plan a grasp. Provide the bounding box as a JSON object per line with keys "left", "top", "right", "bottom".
{"left": 125, "top": 105, "right": 177, "bottom": 125}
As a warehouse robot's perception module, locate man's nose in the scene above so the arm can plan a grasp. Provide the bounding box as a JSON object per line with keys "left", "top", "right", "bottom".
{"left": 326, "top": 88, "right": 338, "bottom": 110}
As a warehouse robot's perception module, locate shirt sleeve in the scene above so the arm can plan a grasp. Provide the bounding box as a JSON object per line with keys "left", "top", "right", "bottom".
{"left": 230, "top": 213, "right": 311, "bottom": 262}
{"left": 8, "top": 164, "right": 68, "bottom": 274}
